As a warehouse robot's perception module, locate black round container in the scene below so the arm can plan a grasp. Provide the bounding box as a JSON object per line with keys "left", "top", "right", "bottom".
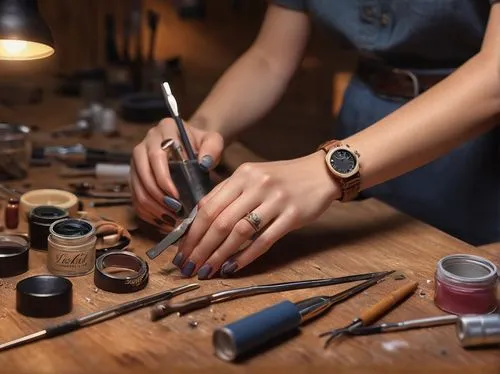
{"left": 16, "top": 275, "right": 73, "bottom": 318}
{"left": 29, "top": 206, "right": 69, "bottom": 250}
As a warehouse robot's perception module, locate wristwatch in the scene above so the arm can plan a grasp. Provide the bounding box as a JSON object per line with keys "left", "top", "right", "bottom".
{"left": 318, "top": 140, "right": 361, "bottom": 202}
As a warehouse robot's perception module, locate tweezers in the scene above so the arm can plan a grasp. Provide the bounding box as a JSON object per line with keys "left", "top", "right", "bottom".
{"left": 150, "top": 270, "right": 390, "bottom": 320}
{"left": 146, "top": 206, "right": 198, "bottom": 259}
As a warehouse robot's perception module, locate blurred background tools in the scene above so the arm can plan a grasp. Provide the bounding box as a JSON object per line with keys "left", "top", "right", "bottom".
{"left": 150, "top": 271, "right": 393, "bottom": 320}
{"left": 212, "top": 270, "right": 394, "bottom": 362}
{"left": 32, "top": 144, "right": 131, "bottom": 167}
{"left": 320, "top": 280, "right": 418, "bottom": 347}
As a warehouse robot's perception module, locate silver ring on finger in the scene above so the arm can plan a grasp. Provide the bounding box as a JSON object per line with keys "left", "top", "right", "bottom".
{"left": 243, "top": 211, "right": 261, "bottom": 232}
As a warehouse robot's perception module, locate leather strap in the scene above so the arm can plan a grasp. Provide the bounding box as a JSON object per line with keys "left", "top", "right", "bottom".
{"left": 356, "top": 59, "right": 450, "bottom": 100}
{"left": 318, "top": 140, "right": 361, "bottom": 202}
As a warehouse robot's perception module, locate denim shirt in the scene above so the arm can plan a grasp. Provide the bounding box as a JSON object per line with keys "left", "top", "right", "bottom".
{"left": 273, "top": 0, "right": 496, "bottom": 67}
{"left": 270, "top": 0, "right": 500, "bottom": 246}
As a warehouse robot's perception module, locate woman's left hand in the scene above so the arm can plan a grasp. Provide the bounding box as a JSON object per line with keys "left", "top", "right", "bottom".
{"left": 174, "top": 150, "right": 341, "bottom": 279}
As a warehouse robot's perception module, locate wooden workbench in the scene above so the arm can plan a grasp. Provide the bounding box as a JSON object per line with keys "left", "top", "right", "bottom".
{"left": 0, "top": 97, "right": 498, "bottom": 374}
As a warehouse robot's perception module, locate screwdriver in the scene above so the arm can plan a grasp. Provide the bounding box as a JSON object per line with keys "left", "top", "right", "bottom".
{"left": 320, "top": 280, "right": 418, "bottom": 347}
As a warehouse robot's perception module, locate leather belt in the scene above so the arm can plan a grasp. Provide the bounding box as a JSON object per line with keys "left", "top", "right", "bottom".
{"left": 356, "top": 60, "right": 452, "bottom": 100}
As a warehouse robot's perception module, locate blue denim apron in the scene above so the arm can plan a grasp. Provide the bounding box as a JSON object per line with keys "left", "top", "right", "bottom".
{"left": 273, "top": 0, "right": 500, "bottom": 245}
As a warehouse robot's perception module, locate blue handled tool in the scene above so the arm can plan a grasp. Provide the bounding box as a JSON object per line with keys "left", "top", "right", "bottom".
{"left": 212, "top": 270, "right": 394, "bottom": 361}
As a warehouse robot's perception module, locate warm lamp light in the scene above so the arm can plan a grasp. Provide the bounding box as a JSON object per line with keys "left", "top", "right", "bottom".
{"left": 0, "top": 0, "right": 54, "bottom": 61}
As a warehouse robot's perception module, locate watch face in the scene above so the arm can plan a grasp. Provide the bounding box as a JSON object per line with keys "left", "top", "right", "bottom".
{"left": 329, "top": 149, "right": 357, "bottom": 174}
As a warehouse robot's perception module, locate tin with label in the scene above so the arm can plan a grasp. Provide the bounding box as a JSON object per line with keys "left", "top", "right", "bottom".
{"left": 47, "top": 218, "right": 97, "bottom": 277}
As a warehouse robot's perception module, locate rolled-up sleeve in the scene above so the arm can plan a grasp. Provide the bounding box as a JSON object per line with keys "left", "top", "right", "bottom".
{"left": 271, "top": 0, "right": 307, "bottom": 11}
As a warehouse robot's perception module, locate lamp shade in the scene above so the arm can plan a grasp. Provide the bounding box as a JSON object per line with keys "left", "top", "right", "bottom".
{"left": 0, "top": 0, "right": 54, "bottom": 60}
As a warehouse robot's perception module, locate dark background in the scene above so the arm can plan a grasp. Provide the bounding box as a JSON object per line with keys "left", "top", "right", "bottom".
{"left": 1, "top": 0, "right": 357, "bottom": 161}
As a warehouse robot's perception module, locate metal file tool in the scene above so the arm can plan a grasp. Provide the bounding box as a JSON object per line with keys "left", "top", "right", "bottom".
{"left": 146, "top": 206, "right": 198, "bottom": 259}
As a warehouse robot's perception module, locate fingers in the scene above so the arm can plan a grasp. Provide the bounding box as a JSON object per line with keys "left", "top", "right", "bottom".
{"left": 197, "top": 131, "right": 224, "bottom": 171}
{"left": 178, "top": 177, "right": 245, "bottom": 260}
{"left": 221, "top": 209, "right": 297, "bottom": 276}
{"left": 178, "top": 189, "right": 265, "bottom": 277}
{"left": 132, "top": 137, "right": 169, "bottom": 207}
{"left": 130, "top": 161, "right": 177, "bottom": 229}
{"left": 195, "top": 200, "right": 280, "bottom": 279}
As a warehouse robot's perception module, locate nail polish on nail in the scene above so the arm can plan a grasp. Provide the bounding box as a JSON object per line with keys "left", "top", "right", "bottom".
{"left": 220, "top": 260, "right": 238, "bottom": 276}
{"left": 161, "top": 214, "right": 176, "bottom": 226}
{"left": 153, "top": 218, "right": 165, "bottom": 226}
{"left": 197, "top": 264, "right": 212, "bottom": 280}
{"left": 172, "top": 252, "right": 184, "bottom": 267}
{"left": 181, "top": 261, "right": 196, "bottom": 277}
{"left": 163, "top": 196, "right": 182, "bottom": 213}
{"left": 199, "top": 155, "right": 214, "bottom": 170}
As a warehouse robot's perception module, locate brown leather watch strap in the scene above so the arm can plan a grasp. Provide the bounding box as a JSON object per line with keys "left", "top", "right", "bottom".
{"left": 318, "top": 139, "right": 361, "bottom": 202}
{"left": 339, "top": 174, "right": 361, "bottom": 202}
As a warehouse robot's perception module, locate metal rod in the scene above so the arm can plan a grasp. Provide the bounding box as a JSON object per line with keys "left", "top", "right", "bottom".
{"left": 0, "top": 283, "right": 199, "bottom": 353}
{"left": 150, "top": 271, "right": 390, "bottom": 320}
{"left": 347, "top": 314, "right": 459, "bottom": 336}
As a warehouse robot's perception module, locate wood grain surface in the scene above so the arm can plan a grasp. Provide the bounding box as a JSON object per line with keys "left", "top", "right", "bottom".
{"left": 0, "top": 97, "right": 498, "bottom": 374}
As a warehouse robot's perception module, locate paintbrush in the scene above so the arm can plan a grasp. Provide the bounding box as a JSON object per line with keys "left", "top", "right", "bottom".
{"left": 0, "top": 284, "right": 199, "bottom": 353}
{"left": 161, "top": 82, "right": 196, "bottom": 160}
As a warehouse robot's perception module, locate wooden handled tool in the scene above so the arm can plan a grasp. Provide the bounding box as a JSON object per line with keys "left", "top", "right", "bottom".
{"left": 320, "top": 280, "right": 419, "bottom": 347}
{"left": 358, "top": 281, "right": 418, "bottom": 325}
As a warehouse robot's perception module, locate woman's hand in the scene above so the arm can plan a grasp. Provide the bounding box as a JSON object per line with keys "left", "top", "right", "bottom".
{"left": 173, "top": 151, "right": 341, "bottom": 279}
{"left": 130, "top": 118, "right": 224, "bottom": 231}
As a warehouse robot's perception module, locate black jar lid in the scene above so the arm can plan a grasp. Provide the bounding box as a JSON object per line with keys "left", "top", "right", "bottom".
{"left": 30, "top": 205, "right": 69, "bottom": 225}
{"left": 16, "top": 275, "right": 73, "bottom": 318}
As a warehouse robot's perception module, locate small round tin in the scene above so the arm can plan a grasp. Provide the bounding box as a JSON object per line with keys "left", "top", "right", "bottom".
{"left": 47, "top": 218, "right": 97, "bottom": 277}
{"left": 434, "top": 254, "right": 498, "bottom": 315}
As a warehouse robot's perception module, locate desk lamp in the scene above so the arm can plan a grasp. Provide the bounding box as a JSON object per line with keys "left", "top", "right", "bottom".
{"left": 0, "top": 0, "right": 54, "bottom": 60}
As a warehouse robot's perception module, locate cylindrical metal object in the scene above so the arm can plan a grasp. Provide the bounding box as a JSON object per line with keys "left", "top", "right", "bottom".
{"left": 434, "top": 254, "right": 498, "bottom": 315}
{"left": 169, "top": 160, "right": 212, "bottom": 217}
{"left": 457, "top": 314, "right": 500, "bottom": 348}
{"left": 94, "top": 251, "right": 149, "bottom": 293}
{"left": 29, "top": 206, "right": 69, "bottom": 250}
{"left": 212, "top": 300, "right": 301, "bottom": 362}
{"left": 16, "top": 275, "right": 73, "bottom": 318}
{"left": 0, "top": 234, "right": 29, "bottom": 277}
{"left": 47, "top": 219, "right": 97, "bottom": 277}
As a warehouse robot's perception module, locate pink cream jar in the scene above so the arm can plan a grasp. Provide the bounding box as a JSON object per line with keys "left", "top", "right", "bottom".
{"left": 434, "top": 254, "right": 498, "bottom": 315}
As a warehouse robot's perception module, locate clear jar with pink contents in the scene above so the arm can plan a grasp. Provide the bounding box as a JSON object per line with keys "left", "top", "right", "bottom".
{"left": 434, "top": 254, "right": 498, "bottom": 315}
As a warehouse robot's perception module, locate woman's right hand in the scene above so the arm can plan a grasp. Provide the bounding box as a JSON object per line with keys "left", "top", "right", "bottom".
{"left": 130, "top": 117, "right": 224, "bottom": 232}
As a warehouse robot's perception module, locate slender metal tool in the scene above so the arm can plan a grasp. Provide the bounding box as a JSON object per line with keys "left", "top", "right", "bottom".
{"left": 146, "top": 206, "right": 198, "bottom": 259}
{"left": 161, "top": 82, "right": 196, "bottom": 160}
{"left": 346, "top": 314, "right": 459, "bottom": 336}
{"left": 320, "top": 280, "right": 418, "bottom": 347}
{"left": 150, "top": 271, "right": 391, "bottom": 320}
{"left": 0, "top": 283, "right": 199, "bottom": 353}
{"left": 212, "top": 270, "right": 394, "bottom": 361}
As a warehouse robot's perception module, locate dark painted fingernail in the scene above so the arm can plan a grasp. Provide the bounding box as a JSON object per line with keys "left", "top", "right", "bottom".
{"left": 153, "top": 218, "right": 165, "bottom": 226}
{"left": 172, "top": 252, "right": 184, "bottom": 267}
{"left": 161, "top": 214, "right": 176, "bottom": 226}
{"left": 197, "top": 264, "right": 212, "bottom": 280}
{"left": 220, "top": 260, "right": 238, "bottom": 277}
{"left": 199, "top": 155, "right": 213, "bottom": 170}
{"left": 163, "top": 196, "right": 182, "bottom": 213}
{"left": 181, "top": 261, "right": 196, "bottom": 277}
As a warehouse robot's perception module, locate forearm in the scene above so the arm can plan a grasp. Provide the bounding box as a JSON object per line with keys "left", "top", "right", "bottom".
{"left": 345, "top": 51, "right": 500, "bottom": 191}
{"left": 189, "top": 47, "right": 296, "bottom": 141}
